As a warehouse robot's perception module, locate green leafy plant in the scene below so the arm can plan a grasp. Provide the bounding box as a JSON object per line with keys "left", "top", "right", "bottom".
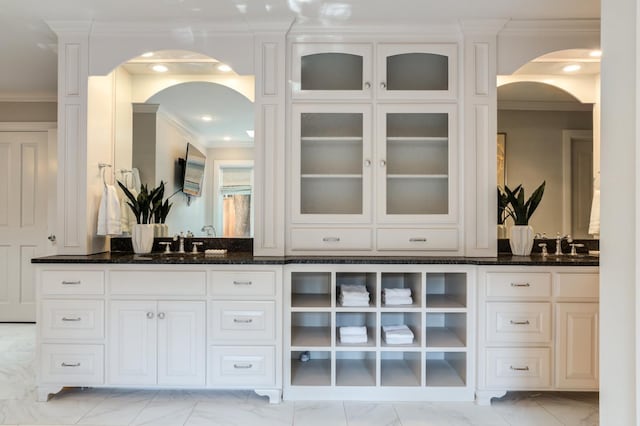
{"left": 117, "top": 181, "right": 171, "bottom": 224}
{"left": 497, "top": 186, "right": 513, "bottom": 225}
{"left": 504, "top": 181, "right": 546, "bottom": 226}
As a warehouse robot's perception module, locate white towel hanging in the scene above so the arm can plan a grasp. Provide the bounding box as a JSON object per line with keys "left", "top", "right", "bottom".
{"left": 97, "top": 184, "right": 122, "bottom": 236}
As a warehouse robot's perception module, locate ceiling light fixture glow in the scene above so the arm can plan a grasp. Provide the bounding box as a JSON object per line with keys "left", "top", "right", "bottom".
{"left": 562, "top": 64, "right": 581, "bottom": 73}
{"left": 151, "top": 64, "right": 168, "bottom": 73}
{"left": 223, "top": 136, "right": 231, "bottom": 141}
{"left": 217, "top": 64, "right": 232, "bottom": 72}
{"left": 141, "top": 52, "right": 154, "bottom": 58}
{"left": 589, "top": 50, "right": 602, "bottom": 58}
{"left": 246, "top": 130, "right": 255, "bottom": 138}
{"left": 201, "top": 115, "right": 213, "bottom": 122}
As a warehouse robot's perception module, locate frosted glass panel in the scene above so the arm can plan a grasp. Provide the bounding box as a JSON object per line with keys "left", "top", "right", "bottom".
{"left": 387, "top": 113, "right": 448, "bottom": 138}
{"left": 302, "top": 113, "right": 363, "bottom": 137}
{"left": 302, "top": 140, "right": 362, "bottom": 175}
{"left": 301, "top": 177, "right": 363, "bottom": 214}
{"left": 387, "top": 178, "right": 448, "bottom": 215}
{"left": 387, "top": 140, "right": 448, "bottom": 175}
{"left": 301, "top": 53, "right": 363, "bottom": 90}
{"left": 386, "top": 53, "right": 448, "bottom": 91}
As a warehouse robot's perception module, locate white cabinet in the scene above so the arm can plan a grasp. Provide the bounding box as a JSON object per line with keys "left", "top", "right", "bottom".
{"left": 36, "top": 264, "right": 282, "bottom": 403}
{"left": 109, "top": 300, "right": 206, "bottom": 386}
{"left": 476, "top": 267, "right": 599, "bottom": 405}
{"left": 284, "top": 265, "right": 475, "bottom": 401}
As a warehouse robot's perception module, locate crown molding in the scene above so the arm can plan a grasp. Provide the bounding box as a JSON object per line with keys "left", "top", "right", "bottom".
{"left": 500, "top": 19, "right": 600, "bottom": 36}
{"left": 132, "top": 103, "right": 160, "bottom": 114}
{"left": 0, "top": 122, "right": 57, "bottom": 131}
{"left": 498, "top": 100, "right": 593, "bottom": 112}
{"left": 288, "top": 21, "right": 462, "bottom": 37}
{"left": 90, "top": 20, "right": 254, "bottom": 37}
{"left": 46, "top": 20, "right": 92, "bottom": 36}
{"left": 0, "top": 92, "right": 57, "bottom": 102}
{"left": 459, "top": 19, "right": 509, "bottom": 35}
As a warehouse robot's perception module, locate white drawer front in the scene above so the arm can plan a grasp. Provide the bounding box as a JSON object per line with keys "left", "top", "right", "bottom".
{"left": 211, "top": 301, "right": 275, "bottom": 341}
{"left": 40, "top": 344, "right": 104, "bottom": 384}
{"left": 377, "top": 228, "right": 458, "bottom": 251}
{"left": 486, "top": 348, "right": 551, "bottom": 388}
{"left": 487, "top": 302, "right": 552, "bottom": 344}
{"left": 209, "top": 346, "right": 275, "bottom": 386}
{"left": 555, "top": 273, "right": 599, "bottom": 298}
{"left": 42, "top": 270, "right": 104, "bottom": 295}
{"left": 41, "top": 300, "right": 104, "bottom": 340}
{"left": 210, "top": 271, "right": 276, "bottom": 297}
{"left": 291, "top": 228, "right": 372, "bottom": 251}
{"left": 486, "top": 273, "right": 551, "bottom": 298}
{"left": 110, "top": 270, "right": 206, "bottom": 295}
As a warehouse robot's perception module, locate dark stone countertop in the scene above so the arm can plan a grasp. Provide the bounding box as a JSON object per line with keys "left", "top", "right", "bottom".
{"left": 31, "top": 252, "right": 599, "bottom": 266}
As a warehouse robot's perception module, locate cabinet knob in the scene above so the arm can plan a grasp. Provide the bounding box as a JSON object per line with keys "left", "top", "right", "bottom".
{"left": 47, "top": 234, "right": 56, "bottom": 242}
{"left": 380, "top": 159, "right": 386, "bottom": 167}
{"left": 364, "top": 82, "right": 371, "bottom": 89}
{"left": 364, "top": 159, "right": 371, "bottom": 167}
{"left": 158, "top": 312, "right": 165, "bottom": 320}
{"left": 146, "top": 312, "right": 154, "bottom": 319}
{"left": 380, "top": 82, "right": 387, "bottom": 89}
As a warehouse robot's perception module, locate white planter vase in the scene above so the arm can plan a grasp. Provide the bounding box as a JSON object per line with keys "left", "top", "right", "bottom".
{"left": 509, "top": 225, "right": 534, "bottom": 256}
{"left": 132, "top": 224, "right": 155, "bottom": 254}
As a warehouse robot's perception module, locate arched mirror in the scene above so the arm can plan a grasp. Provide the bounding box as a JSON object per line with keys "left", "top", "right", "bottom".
{"left": 110, "top": 50, "right": 255, "bottom": 237}
{"left": 497, "top": 49, "right": 600, "bottom": 239}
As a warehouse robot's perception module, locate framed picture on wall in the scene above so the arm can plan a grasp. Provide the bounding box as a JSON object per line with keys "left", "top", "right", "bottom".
{"left": 497, "top": 133, "right": 506, "bottom": 187}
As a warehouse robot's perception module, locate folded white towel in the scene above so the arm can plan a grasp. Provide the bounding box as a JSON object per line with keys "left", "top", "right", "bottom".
{"left": 340, "top": 294, "right": 370, "bottom": 301}
{"left": 340, "top": 335, "right": 368, "bottom": 344}
{"left": 384, "top": 336, "right": 414, "bottom": 345}
{"left": 339, "top": 326, "right": 367, "bottom": 336}
{"left": 339, "top": 298, "right": 370, "bottom": 307}
{"left": 383, "top": 296, "right": 413, "bottom": 305}
{"left": 340, "top": 284, "right": 368, "bottom": 294}
{"left": 97, "top": 185, "right": 121, "bottom": 236}
{"left": 383, "top": 288, "right": 411, "bottom": 297}
{"left": 383, "top": 325, "right": 414, "bottom": 344}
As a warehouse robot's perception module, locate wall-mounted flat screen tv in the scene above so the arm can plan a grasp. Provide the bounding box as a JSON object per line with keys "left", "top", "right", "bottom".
{"left": 182, "top": 142, "right": 206, "bottom": 197}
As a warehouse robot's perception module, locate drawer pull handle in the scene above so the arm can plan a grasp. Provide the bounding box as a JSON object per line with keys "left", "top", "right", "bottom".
{"left": 61, "top": 280, "right": 81, "bottom": 285}
{"left": 510, "top": 365, "right": 530, "bottom": 371}
{"left": 510, "top": 320, "right": 530, "bottom": 325}
{"left": 322, "top": 237, "right": 340, "bottom": 242}
{"left": 409, "top": 238, "right": 427, "bottom": 242}
{"left": 233, "top": 281, "right": 253, "bottom": 286}
{"left": 510, "top": 282, "right": 530, "bottom": 287}
{"left": 61, "top": 317, "right": 81, "bottom": 322}
{"left": 61, "top": 362, "right": 81, "bottom": 368}
{"left": 234, "top": 318, "right": 253, "bottom": 324}
{"left": 234, "top": 363, "right": 253, "bottom": 369}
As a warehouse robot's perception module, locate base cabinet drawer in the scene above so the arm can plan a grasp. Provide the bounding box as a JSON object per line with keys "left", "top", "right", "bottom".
{"left": 291, "top": 228, "right": 372, "bottom": 251}
{"left": 40, "top": 344, "right": 104, "bottom": 384}
{"left": 210, "top": 301, "right": 275, "bottom": 341}
{"left": 486, "top": 273, "right": 551, "bottom": 298}
{"left": 210, "top": 271, "right": 276, "bottom": 297}
{"left": 377, "top": 228, "right": 458, "bottom": 251}
{"left": 485, "top": 348, "right": 551, "bottom": 388}
{"left": 41, "top": 270, "right": 104, "bottom": 295}
{"left": 209, "top": 346, "right": 275, "bottom": 386}
{"left": 41, "top": 300, "right": 104, "bottom": 340}
{"left": 486, "top": 302, "right": 551, "bottom": 344}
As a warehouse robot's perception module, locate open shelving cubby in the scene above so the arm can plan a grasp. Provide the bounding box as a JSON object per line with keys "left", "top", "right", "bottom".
{"left": 336, "top": 312, "right": 377, "bottom": 347}
{"left": 290, "top": 350, "right": 332, "bottom": 386}
{"left": 336, "top": 272, "right": 377, "bottom": 309}
{"left": 291, "top": 271, "right": 332, "bottom": 309}
{"left": 381, "top": 272, "right": 422, "bottom": 309}
{"left": 380, "top": 351, "right": 422, "bottom": 387}
{"left": 425, "top": 272, "right": 466, "bottom": 310}
{"left": 336, "top": 351, "right": 376, "bottom": 386}
{"left": 425, "top": 312, "right": 466, "bottom": 348}
{"left": 425, "top": 352, "right": 466, "bottom": 387}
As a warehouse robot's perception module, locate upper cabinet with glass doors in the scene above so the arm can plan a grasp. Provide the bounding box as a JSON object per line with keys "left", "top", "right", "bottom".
{"left": 291, "top": 42, "right": 456, "bottom": 100}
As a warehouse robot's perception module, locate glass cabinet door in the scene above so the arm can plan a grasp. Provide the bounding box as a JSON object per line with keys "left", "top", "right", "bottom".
{"left": 376, "top": 44, "right": 457, "bottom": 100}
{"left": 292, "top": 104, "right": 372, "bottom": 223}
{"left": 376, "top": 104, "right": 457, "bottom": 223}
{"left": 291, "top": 44, "right": 373, "bottom": 99}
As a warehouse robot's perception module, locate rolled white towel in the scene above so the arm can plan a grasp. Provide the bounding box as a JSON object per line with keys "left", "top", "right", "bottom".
{"left": 339, "top": 326, "right": 367, "bottom": 336}
{"left": 383, "top": 288, "right": 411, "bottom": 297}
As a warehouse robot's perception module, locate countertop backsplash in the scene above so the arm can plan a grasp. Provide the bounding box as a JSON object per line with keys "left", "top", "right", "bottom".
{"left": 110, "top": 236, "right": 253, "bottom": 254}
{"left": 498, "top": 238, "right": 599, "bottom": 255}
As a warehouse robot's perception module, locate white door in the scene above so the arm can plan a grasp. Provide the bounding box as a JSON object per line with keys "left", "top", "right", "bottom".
{"left": 0, "top": 131, "right": 50, "bottom": 321}
{"left": 109, "top": 300, "right": 157, "bottom": 385}
{"left": 157, "top": 301, "right": 205, "bottom": 386}
{"left": 556, "top": 303, "right": 599, "bottom": 389}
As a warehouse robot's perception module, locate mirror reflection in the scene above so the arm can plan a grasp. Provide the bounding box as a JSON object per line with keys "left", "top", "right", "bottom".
{"left": 497, "top": 49, "right": 600, "bottom": 239}
{"left": 112, "top": 50, "right": 255, "bottom": 237}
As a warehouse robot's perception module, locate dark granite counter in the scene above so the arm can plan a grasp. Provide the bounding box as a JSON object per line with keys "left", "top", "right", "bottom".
{"left": 32, "top": 252, "right": 599, "bottom": 266}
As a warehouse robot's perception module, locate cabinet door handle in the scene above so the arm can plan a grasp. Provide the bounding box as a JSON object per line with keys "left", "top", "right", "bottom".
{"left": 380, "top": 82, "right": 386, "bottom": 89}
{"left": 379, "top": 159, "right": 386, "bottom": 167}
{"left": 233, "top": 318, "right": 253, "bottom": 324}
{"left": 234, "top": 363, "right": 253, "bottom": 369}
{"left": 233, "top": 281, "right": 253, "bottom": 286}
{"left": 61, "top": 362, "right": 81, "bottom": 368}
{"left": 61, "top": 280, "right": 81, "bottom": 285}
{"left": 509, "top": 320, "right": 530, "bottom": 325}
{"left": 322, "top": 237, "right": 340, "bottom": 242}
{"left": 158, "top": 312, "right": 165, "bottom": 320}
{"left": 364, "top": 159, "right": 371, "bottom": 167}
{"left": 409, "top": 238, "right": 427, "bottom": 242}
{"left": 510, "top": 282, "right": 530, "bottom": 287}
{"left": 146, "top": 312, "right": 154, "bottom": 319}
{"left": 364, "top": 82, "right": 371, "bottom": 89}
{"left": 510, "top": 365, "right": 530, "bottom": 371}
{"left": 61, "top": 317, "right": 81, "bottom": 322}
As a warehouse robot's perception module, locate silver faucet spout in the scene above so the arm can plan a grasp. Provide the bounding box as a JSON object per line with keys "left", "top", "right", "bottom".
{"left": 173, "top": 232, "right": 186, "bottom": 253}
{"left": 201, "top": 225, "right": 216, "bottom": 237}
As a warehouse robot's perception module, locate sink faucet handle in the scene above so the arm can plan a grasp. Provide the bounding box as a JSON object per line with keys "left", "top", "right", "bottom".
{"left": 538, "top": 242, "right": 548, "bottom": 256}
{"left": 569, "top": 243, "right": 585, "bottom": 256}
{"left": 159, "top": 242, "right": 172, "bottom": 254}
{"left": 191, "top": 241, "right": 203, "bottom": 254}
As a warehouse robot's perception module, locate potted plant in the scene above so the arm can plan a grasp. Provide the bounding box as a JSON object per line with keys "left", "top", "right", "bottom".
{"left": 497, "top": 187, "right": 512, "bottom": 239}
{"left": 504, "top": 181, "right": 546, "bottom": 255}
{"left": 117, "top": 181, "right": 170, "bottom": 253}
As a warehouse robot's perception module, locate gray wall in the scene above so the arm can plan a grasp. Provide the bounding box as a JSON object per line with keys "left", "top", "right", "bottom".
{"left": 498, "top": 109, "right": 593, "bottom": 236}
{"left": 0, "top": 102, "right": 56, "bottom": 122}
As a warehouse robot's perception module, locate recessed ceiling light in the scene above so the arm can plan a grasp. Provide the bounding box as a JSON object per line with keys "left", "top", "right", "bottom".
{"left": 201, "top": 115, "right": 213, "bottom": 122}
{"left": 562, "top": 64, "right": 581, "bottom": 73}
{"left": 217, "top": 64, "right": 232, "bottom": 72}
{"left": 151, "top": 64, "right": 168, "bottom": 73}
{"left": 246, "top": 130, "right": 255, "bottom": 138}
{"left": 223, "top": 136, "right": 231, "bottom": 141}
{"left": 589, "top": 50, "right": 602, "bottom": 58}
{"left": 141, "top": 52, "right": 154, "bottom": 58}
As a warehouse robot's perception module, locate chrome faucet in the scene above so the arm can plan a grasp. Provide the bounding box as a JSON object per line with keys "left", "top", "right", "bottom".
{"left": 173, "top": 232, "right": 186, "bottom": 254}
{"left": 555, "top": 233, "right": 573, "bottom": 255}
{"left": 201, "top": 225, "right": 216, "bottom": 237}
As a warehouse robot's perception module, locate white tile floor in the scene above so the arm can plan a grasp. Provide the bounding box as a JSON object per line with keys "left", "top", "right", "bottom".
{"left": 0, "top": 324, "right": 598, "bottom": 426}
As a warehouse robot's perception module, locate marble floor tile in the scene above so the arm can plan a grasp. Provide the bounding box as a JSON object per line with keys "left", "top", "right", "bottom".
{"left": 0, "top": 392, "right": 101, "bottom": 425}
{"left": 491, "top": 395, "right": 564, "bottom": 426}
{"left": 394, "top": 401, "right": 510, "bottom": 426}
{"left": 293, "top": 401, "right": 347, "bottom": 426}
{"left": 534, "top": 394, "right": 599, "bottom": 426}
{"left": 76, "top": 389, "right": 158, "bottom": 425}
{"left": 344, "top": 402, "right": 401, "bottom": 426}
{"left": 130, "top": 398, "right": 197, "bottom": 426}
{"left": 184, "top": 400, "right": 295, "bottom": 426}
